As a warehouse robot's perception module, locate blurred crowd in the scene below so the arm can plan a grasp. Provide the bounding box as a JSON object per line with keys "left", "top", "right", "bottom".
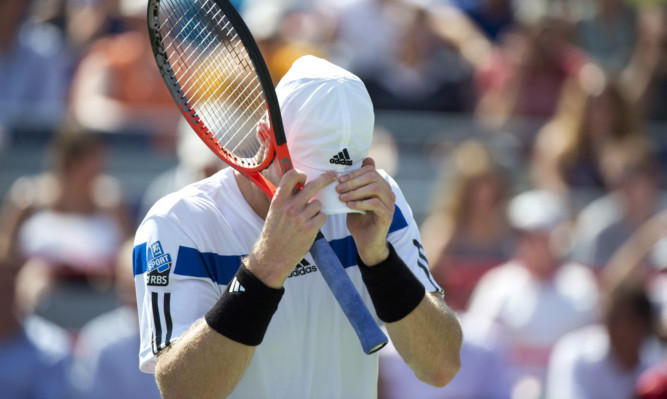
{"left": 1, "top": 0, "right": 667, "bottom": 398}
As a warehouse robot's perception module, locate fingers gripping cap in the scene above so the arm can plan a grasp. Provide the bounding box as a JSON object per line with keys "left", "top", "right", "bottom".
{"left": 276, "top": 56, "right": 374, "bottom": 214}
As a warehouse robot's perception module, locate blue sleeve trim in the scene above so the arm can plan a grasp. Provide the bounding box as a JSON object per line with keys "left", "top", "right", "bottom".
{"left": 173, "top": 247, "right": 244, "bottom": 285}
{"left": 133, "top": 243, "right": 147, "bottom": 276}
{"left": 133, "top": 243, "right": 244, "bottom": 285}
{"left": 327, "top": 236, "right": 358, "bottom": 269}
{"left": 326, "top": 205, "right": 408, "bottom": 269}
{"left": 389, "top": 205, "right": 408, "bottom": 233}
{"left": 133, "top": 205, "right": 409, "bottom": 282}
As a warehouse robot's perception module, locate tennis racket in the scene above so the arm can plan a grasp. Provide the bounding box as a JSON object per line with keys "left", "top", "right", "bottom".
{"left": 147, "top": 0, "right": 387, "bottom": 354}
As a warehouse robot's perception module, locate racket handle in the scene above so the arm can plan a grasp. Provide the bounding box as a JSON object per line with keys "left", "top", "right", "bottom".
{"left": 309, "top": 232, "right": 388, "bottom": 354}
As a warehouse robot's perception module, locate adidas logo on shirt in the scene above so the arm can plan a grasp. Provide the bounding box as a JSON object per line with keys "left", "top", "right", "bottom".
{"left": 288, "top": 258, "right": 318, "bottom": 278}
{"left": 330, "top": 148, "right": 353, "bottom": 166}
{"left": 229, "top": 277, "right": 245, "bottom": 293}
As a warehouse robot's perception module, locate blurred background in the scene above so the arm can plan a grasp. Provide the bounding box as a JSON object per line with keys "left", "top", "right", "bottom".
{"left": 1, "top": 0, "right": 667, "bottom": 398}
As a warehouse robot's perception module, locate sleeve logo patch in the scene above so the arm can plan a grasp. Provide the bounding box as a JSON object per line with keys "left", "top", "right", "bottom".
{"left": 146, "top": 241, "right": 172, "bottom": 286}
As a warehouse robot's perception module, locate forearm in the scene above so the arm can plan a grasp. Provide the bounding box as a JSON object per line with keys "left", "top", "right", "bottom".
{"left": 155, "top": 319, "right": 255, "bottom": 399}
{"left": 156, "top": 262, "right": 284, "bottom": 398}
{"left": 356, "top": 244, "right": 462, "bottom": 387}
{"left": 386, "top": 292, "right": 462, "bottom": 387}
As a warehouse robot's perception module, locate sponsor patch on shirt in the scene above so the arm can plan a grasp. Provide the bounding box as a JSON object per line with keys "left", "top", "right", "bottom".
{"left": 146, "top": 241, "right": 172, "bottom": 286}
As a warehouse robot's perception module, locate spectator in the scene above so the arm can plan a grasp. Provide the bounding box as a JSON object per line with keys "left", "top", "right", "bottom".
{"left": 69, "top": 240, "right": 161, "bottom": 399}
{"left": 571, "top": 139, "right": 666, "bottom": 271}
{"left": 531, "top": 75, "right": 642, "bottom": 201}
{"left": 468, "top": 190, "right": 599, "bottom": 395}
{"left": 575, "top": 0, "right": 638, "bottom": 77}
{"left": 474, "top": 16, "right": 589, "bottom": 129}
{"left": 64, "top": 0, "right": 126, "bottom": 54}
{"left": 361, "top": 3, "right": 475, "bottom": 112}
{"left": 379, "top": 313, "right": 511, "bottom": 399}
{"left": 0, "top": 131, "right": 131, "bottom": 327}
{"left": 450, "top": 0, "right": 514, "bottom": 42}
{"left": 68, "top": 0, "right": 180, "bottom": 142}
{"left": 245, "top": 3, "right": 332, "bottom": 85}
{"left": 603, "top": 209, "right": 667, "bottom": 337}
{"left": 620, "top": 6, "right": 667, "bottom": 121}
{"left": 545, "top": 281, "right": 663, "bottom": 399}
{"left": 329, "top": 0, "right": 403, "bottom": 77}
{"left": 421, "top": 140, "right": 513, "bottom": 310}
{"left": 0, "top": 255, "right": 71, "bottom": 399}
{"left": 0, "top": 0, "right": 71, "bottom": 131}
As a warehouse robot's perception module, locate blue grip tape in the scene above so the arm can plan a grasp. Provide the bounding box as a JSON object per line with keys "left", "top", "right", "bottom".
{"left": 310, "top": 234, "right": 388, "bottom": 354}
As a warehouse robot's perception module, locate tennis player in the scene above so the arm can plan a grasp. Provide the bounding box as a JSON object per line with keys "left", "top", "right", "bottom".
{"left": 133, "top": 56, "right": 462, "bottom": 398}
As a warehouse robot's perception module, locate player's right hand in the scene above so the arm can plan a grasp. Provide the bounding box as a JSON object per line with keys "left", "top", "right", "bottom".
{"left": 245, "top": 169, "right": 337, "bottom": 288}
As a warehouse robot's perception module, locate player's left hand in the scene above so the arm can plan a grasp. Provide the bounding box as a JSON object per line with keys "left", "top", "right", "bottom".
{"left": 337, "top": 157, "right": 396, "bottom": 266}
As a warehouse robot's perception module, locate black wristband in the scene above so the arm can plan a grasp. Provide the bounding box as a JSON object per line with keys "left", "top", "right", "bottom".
{"left": 357, "top": 243, "right": 425, "bottom": 323}
{"left": 205, "top": 264, "right": 284, "bottom": 346}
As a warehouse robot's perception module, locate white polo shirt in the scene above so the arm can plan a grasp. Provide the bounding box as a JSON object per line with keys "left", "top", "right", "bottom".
{"left": 133, "top": 167, "right": 440, "bottom": 398}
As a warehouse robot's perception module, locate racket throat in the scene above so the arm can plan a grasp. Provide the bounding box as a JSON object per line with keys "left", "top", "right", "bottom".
{"left": 247, "top": 172, "right": 277, "bottom": 200}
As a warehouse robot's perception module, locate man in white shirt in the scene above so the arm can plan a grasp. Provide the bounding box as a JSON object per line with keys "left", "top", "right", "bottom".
{"left": 468, "top": 190, "right": 599, "bottom": 393}
{"left": 545, "top": 282, "right": 663, "bottom": 399}
{"left": 133, "top": 56, "right": 462, "bottom": 398}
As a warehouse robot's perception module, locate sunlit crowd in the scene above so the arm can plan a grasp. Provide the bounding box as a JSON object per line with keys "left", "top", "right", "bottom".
{"left": 0, "top": 0, "right": 666, "bottom": 398}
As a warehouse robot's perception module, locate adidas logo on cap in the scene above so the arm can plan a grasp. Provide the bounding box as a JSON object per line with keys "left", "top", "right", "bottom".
{"left": 330, "top": 148, "right": 353, "bottom": 166}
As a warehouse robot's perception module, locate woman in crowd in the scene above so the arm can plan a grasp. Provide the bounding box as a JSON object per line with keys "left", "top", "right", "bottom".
{"left": 421, "top": 140, "right": 513, "bottom": 310}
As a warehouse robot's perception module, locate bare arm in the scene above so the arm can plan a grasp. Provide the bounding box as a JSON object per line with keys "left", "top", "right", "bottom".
{"left": 603, "top": 212, "right": 667, "bottom": 290}
{"left": 386, "top": 292, "right": 462, "bottom": 387}
{"left": 619, "top": 7, "right": 665, "bottom": 105}
{"left": 338, "top": 158, "right": 462, "bottom": 387}
{"left": 154, "top": 169, "right": 336, "bottom": 398}
{"left": 530, "top": 122, "right": 570, "bottom": 194}
{"left": 155, "top": 319, "right": 254, "bottom": 399}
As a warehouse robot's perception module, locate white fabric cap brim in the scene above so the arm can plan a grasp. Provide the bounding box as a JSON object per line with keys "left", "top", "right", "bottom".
{"left": 293, "top": 160, "right": 365, "bottom": 215}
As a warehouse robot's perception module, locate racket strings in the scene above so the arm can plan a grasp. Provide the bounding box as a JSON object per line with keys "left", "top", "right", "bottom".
{"left": 158, "top": 0, "right": 268, "bottom": 166}
{"left": 163, "top": 0, "right": 247, "bottom": 128}
{"left": 161, "top": 0, "right": 235, "bottom": 143}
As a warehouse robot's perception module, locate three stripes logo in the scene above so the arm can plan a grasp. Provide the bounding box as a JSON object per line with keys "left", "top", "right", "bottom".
{"left": 412, "top": 239, "right": 440, "bottom": 292}
{"left": 228, "top": 277, "right": 245, "bottom": 293}
{"left": 288, "top": 258, "right": 318, "bottom": 278}
{"left": 330, "top": 148, "right": 353, "bottom": 166}
{"left": 150, "top": 292, "right": 172, "bottom": 354}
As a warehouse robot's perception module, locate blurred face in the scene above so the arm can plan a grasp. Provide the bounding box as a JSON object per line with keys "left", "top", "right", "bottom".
{"left": 606, "top": 302, "right": 652, "bottom": 365}
{"left": 618, "top": 171, "right": 657, "bottom": 222}
{"left": 64, "top": 144, "right": 107, "bottom": 188}
{"left": 515, "top": 231, "right": 558, "bottom": 279}
{"left": 525, "top": 26, "right": 566, "bottom": 67}
{"left": 467, "top": 175, "right": 501, "bottom": 214}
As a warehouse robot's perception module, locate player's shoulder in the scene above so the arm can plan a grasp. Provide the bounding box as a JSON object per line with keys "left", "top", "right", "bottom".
{"left": 142, "top": 168, "right": 234, "bottom": 222}
{"left": 378, "top": 170, "right": 410, "bottom": 206}
{"left": 378, "top": 169, "right": 399, "bottom": 189}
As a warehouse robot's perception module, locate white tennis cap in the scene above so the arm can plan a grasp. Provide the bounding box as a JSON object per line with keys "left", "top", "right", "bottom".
{"left": 276, "top": 55, "right": 374, "bottom": 214}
